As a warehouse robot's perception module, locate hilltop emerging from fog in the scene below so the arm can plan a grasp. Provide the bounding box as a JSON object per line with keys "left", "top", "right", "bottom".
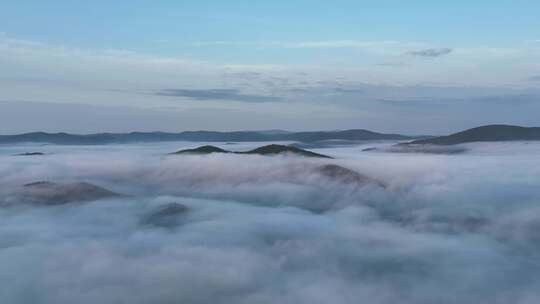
{"left": 172, "top": 144, "right": 332, "bottom": 158}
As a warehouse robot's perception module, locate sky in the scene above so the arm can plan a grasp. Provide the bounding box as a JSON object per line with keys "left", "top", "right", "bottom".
{"left": 1, "top": 0, "right": 540, "bottom": 134}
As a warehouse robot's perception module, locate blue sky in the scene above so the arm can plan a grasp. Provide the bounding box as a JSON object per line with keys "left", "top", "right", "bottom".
{"left": 0, "top": 1, "right": 539, "bottom": 133}
{"left": 2, "top": 0, "right": 539, "bottom": 60}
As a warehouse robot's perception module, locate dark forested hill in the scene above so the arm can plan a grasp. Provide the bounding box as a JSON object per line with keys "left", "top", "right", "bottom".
{"left": 410, "top": 125, "right": 540, "bottom": 145}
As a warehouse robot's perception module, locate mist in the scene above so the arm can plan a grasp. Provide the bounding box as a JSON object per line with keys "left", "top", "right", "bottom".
{"left": 1, "top": 141, "right": 540, "bottom": 303}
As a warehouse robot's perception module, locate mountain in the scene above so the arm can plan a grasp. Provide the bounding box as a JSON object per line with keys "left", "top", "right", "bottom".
{"left": 0, "top": 132, "right": 117, "bottom": 145}
{"left": 172, "top": 144, "right": 332, "bottom": 158}
{"left": 0, "top": 129, "right": 415, "bottom": 145}
{"left": 254, "top": 129, "right": 291, "bottom": 135}
{"left": 315, "top": 164, "right": 384, "bottom": 187}
{"left": 3, "top": 181, "right": 122, "bottom": 206}
{"left": 172, "top": 145, "right": 230, "bottom": 155}
{"left": 141, "top": 203, "right": 189, "bottom": 228}
{"left": 410, "top": 125, "right": 540, "bottom": 145}
{"left": 239, "top": 144, "right": 332, "bottom": 158}
{"left": 281, "top": 129, "right": 411, "bottom": 142}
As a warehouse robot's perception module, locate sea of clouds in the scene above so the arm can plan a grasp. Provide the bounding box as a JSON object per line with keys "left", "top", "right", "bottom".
{"left": 1, "top": 141, "right": 540, "bottom": 304}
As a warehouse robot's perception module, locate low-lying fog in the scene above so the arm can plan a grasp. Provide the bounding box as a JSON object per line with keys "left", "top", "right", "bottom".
{"left": 1, "top": 141, "right": 540, "bottom": 304}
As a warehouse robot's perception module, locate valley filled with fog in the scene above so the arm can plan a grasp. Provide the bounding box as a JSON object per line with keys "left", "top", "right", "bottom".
{"left": 1, "top": 141, "right": 540, "bottom": 304}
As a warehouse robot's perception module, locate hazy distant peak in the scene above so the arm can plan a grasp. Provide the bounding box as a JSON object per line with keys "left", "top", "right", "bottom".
{"left": 0, "top": 129, "right": 413, "bottom": 145}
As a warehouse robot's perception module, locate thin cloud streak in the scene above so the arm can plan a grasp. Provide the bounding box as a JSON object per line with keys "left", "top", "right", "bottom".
{"left": 408, "top": 48, "right": 453, "bottom": 57}
{"left": 154, "top": 89, "right": 282, "bottom": 103}
{"left": 185, "top": 40, "right": 402, "bottom": 49}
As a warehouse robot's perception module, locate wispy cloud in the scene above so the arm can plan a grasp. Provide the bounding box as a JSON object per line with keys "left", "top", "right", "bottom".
{"left": 375, "top": 61, "right": 410, "bottom": 67}
{"left": 187, "top": 40, "right": 402, "bottom": 49}
{"left": 154, "top": 89, "right": 282, "bottom": 103}
{"left": 284, "top": 40, "right": 401, "bottom": 49}
{"left": 408, "top": 48, "right": 453, "bottom": 58}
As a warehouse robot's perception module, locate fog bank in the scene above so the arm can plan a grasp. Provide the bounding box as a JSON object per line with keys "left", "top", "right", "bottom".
{"left": 1, "top": 141, "right": 540, "bottom": 303}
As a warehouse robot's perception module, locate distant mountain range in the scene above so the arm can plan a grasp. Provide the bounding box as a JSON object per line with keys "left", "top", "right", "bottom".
{"left": 0, "top": 129, "right": 414, "bottom": 145}
{"left": 410, "top": 125, "right": 540, "bottom": 145}
{"left": 3, "top": 125, "right": 538, "bottom": 146}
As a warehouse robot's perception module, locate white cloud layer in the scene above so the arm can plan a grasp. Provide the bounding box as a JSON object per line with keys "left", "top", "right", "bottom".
{"left": 1, "top": 141, "right": 540, "bottom": 303}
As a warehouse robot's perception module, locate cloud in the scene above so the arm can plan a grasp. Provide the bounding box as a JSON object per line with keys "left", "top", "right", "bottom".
{"left": 1, "top": 36, "right": 540, "bottom": 134}
{"left": 333, "top": 87, "right": 364, "bottom": 94}
{"left": 375, "top": 61, "right": 410, "bottom": 67}
{"left": 408, "top": 48, "right": 453, "bottom": 57}
{"left": 283, "top": 40, "right": 401, "bottom": 49}
{"left": 154, "top": 89, "right": 282, "bottom": 102}
{"left": 187, "top": 40, "right": 402, "bottom": 49}
{"left": 529, "top": 75, "right": 540, "bottom": 81}
{"left": 2, "top": 142, "right": 540, "bottom": 303}
{"left": 223, "top": 71, "right": 262, "bottom": 80}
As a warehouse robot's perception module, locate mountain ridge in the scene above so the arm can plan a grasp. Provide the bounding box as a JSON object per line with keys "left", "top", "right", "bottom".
{"left": 0, "top": 129, "right": 415, "bottom": 145}
{"left": 172, "top": 144, "right": 332, "bottom": 158}
{"left": 409, "top": 124, "right": 540, "bottom": 145}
